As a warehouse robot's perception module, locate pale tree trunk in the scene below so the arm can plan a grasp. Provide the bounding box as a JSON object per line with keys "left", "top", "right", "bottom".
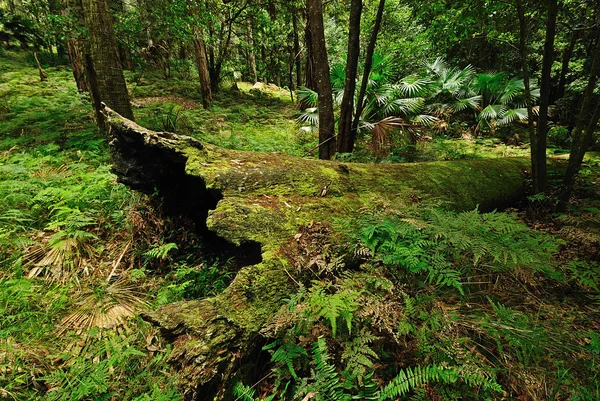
{"left": 194, "top": 35, "right": 213, "bottom": 109}
{"left": 247, "top": 19, "right": 258, "bottom": 84}
{"left": 307, "top": 0, "right": 336, "bottom": 159}
{"left": 80, "top": 0, "right": 134, "bottom": 130}
{"left": 351, "top": 0, "right": 385, "bottom": 142}
{"left": 533, "top": 0, "right": 558, "bottom": 194}
{"left": 337, "top": 0, "right": 362, "bottom": 154}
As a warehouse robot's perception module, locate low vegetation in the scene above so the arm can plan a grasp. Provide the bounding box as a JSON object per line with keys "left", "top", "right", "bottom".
{"left": 1, "top": 46, "right": 600, "bottom": 401}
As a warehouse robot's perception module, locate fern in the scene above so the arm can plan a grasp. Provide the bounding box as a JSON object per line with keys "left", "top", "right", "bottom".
{"left": 305, "top": 282, "right": 361, "bottom": 337}
{"left": 379, "top": 365, "right": 457, "bottom": 399}
{"left": 263, "top": 340, "right": 307, "bottom": 380}
{"left": 143, "top": 242, "right": 178, "bottom": 260}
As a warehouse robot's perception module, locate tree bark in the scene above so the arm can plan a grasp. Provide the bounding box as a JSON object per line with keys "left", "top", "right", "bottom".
{"left": 80, "top": 0, "right": 134, "bottom": 130}
{"left": 351, "top": 0, "right": 385, "bottom": 140}
{"left": 533, "top": 0, "right": 558, "bottom": 194}
{"left": 304, "top": 15, "right": 317, "bottom": 91}
{"left": 337, "top": 0, "right": 362, "bottom": 154}
{"left": 104, "top": 105, "right": 538, "bottom": 399}
{"left": 247, "top": 19, "right": 258, "bottom": 84}
{"left": 516, "top": 1, "right": 536, "bottom": 179}
{"left": 556, "top": 30, "right": 578, "bottom": 101}
{"left": 194, "top": 35, "right": 213, "bottom": 109}
{"left": 307, "top": 0, "right": 336, "bottom": 159}
{"left": 292, "top": 13, "right": 302, "bottom": 88}
{"left": 557, "top": 34, "right": 600, "bottom": 210}
{"left": 66, "top": 38, "right": 87, "bottom": 92}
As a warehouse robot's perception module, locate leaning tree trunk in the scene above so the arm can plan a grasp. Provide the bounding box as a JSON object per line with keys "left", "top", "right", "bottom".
{"left": 80, "top": 0, "right": 134, "bottom": 130}
{"left": 66, "top": 38, "right": 87, "bottom": 92}
{"left": 337, "top": 0, "right": 362, "bottom": 154}
{"left": 557, "top": 32, "right": 600, "bottom": 210}
{"left": 351, "top": 0, "right": 385, "bottom": 142}
{"left": 104, "top": 105, "right": 536, "bottom": 400}
{"left": 307, "top": 0, "right": 336, "bottom": 159}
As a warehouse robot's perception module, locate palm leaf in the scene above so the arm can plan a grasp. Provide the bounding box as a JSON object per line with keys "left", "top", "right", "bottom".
{"left": 452, "top": 95, "right": 481, "bottom": 112}
{"left": 499, "top": 78, "right": 525, "bottom": 104}
{"left": 412, "top": 114, "right": 440, "bottom": 127}
{"left": 397, "top": 76, "right": 432, "bottom": 97}
{"left": 498, "top": 108, "right": 529, "bottom": 126}
{"left": 297, "top": 87, "right": 318, "bottom": 108}
{"left": 330, "top": 63, "right": 346, "bottom": 90}
{"left": 479, "top": 104, "right": 507, "bottom": 120}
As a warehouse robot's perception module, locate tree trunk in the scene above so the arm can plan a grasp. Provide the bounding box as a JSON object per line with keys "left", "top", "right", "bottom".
{"left": 557, "top": 33, "right": 600, "bottom": 210}
{"left": 247, "top": 19, "right": 258, "bottom": 84}
{"left": 351, "top": 0, "right": 385, "bottom": 138}
{"left": 80, "top": 0, "right": 134, "bottom": 130}
{"left": 307, "top": 0, "right": 336, "bottom": 159}
{"left": 194, "top": 35, "right": 212, "bottom": 109}
{"left": 516, "top": 1, "right": 536, "bottom": 178}
{"left": 104, "top": 105, "right": 538, "bottom": 400}
{"left": 556, "top": 30, "right": 578, "bottom": 101}
{"left": 304, "top": 16, "right": 317, "bottom": 91}
{"left": 337, "top": 0, "right": 362, "bottom": 154}
{"left": 533, "top": 0, "right": 558, "bottom": 194}
{"left": 66, "top": 38, "right": 87, "bottom": 92}
{"left": 292, "top": 13, "right": 302, "bottom": 88}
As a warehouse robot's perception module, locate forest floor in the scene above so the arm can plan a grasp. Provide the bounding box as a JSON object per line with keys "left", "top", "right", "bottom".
{"left": 1, "top": 52, "right": 600, "bottom": 400}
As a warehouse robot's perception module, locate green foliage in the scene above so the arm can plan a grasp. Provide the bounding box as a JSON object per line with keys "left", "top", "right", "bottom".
{"left": 143, "top": 242, "right": 178, "bottom": 261}
{"left": 359, "top": 208, "right": 558, "bottom": 294}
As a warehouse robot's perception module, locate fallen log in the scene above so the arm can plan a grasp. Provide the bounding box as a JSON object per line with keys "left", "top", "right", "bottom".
{"left": 104, "top": 105, "right": 531, "bottom": 399}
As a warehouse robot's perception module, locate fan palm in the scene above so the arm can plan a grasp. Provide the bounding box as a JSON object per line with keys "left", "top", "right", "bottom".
{"left": 296, "top": 57, "right": 537, "bottom": 157}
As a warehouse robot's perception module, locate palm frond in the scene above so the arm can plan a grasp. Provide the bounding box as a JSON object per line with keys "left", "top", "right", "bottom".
{"left": 479, "top": 104, "right": 507, "bottom": 120}
{"left": 452, "top": 95, "right": 481, "bottom": 112}
{"left": 411, "top": 114, "right": 440, "bottom": 127}
{"left": 498, "top": 108, "right": 529, "bottom": 125}
{"left": 499, "top": 78, "right": 524, "bottom": 104}
{"left": 297, "top": 87, "right": 319, "bottom": 108}
{"left": 60, "top": 279, "right": 148, "bottom": 334}
{"left": 397, "top": 76, "right": 432, "bottom": 97}
{"left": 330, "top": 63, "right": 346, "bottom": 90}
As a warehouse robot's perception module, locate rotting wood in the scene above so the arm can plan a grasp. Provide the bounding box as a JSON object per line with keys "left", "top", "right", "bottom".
{"left": 104, "top": 104, "right": 533, "bottom": 399}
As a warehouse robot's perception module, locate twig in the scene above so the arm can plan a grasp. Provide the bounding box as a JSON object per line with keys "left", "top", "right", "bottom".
{"left": 107, "top": 239, "right": 132, "bottom": 283}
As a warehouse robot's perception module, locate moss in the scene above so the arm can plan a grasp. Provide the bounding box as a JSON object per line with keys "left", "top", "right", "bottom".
{"left": 108, "top": 110, "right": 539, "bottom": 394}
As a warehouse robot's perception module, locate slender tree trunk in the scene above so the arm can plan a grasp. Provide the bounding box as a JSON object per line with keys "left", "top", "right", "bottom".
{"left": 194, "top": 35, "right": 212, "bottom": 109}
{"left": 556, "top": 30, "right": 578, "bottom": 101}
{"left": 80, "top": 0, "right": 134, "bottom": 130}
{"left": 307, "top": 0, "right": 336, "bottom": 159}
{"left": 304, "top": 15, "right": 317, "bottom": 91}
{"left": 292, "top": 13, "right": 302, "bottom": 88}
{"left": 533, "top": 0, "right": 558, "bottom": 194}
{"left": 33, "top": 52, "right": 47, "bottom": 82}
{"left": 351, "top": 0, "right": 385, "bottom": 140}
{"left": 557, "top": 35, "right": 600, "bottom": 210}
{"left": 516, "top": 1, "right": 536, "bottom": 181}
{"left": 247, "top": 19, "right": 258, "bottom": 84}
{"left": 337, "top": 0, "right": 362, "bottom": 154}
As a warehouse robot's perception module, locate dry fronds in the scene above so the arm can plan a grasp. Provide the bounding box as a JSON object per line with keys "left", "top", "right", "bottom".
{"left": 60, "top": 280, "right": 148, "bottom": 334}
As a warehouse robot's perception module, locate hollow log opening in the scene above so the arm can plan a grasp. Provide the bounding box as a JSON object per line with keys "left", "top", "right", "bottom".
{"left": 108, "top": 110, "right": 262, "bottom": 268}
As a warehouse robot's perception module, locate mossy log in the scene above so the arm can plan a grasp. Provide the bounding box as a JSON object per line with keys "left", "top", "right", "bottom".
{"left": 104, "top": 105, "right": 531, "bottom": 399}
